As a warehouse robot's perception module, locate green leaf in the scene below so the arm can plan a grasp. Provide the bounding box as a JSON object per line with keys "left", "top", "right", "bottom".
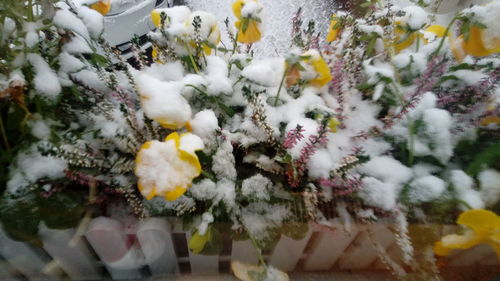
{"left": 39, "top": 191, "right": 85, "bottom": 229}
{"left": 466, "top": 142, "right": 500, "bottom": 177}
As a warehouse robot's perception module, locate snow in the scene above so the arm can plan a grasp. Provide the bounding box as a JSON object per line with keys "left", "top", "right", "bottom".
{"left": 58, "top": 52, "right": 85, "bottom": 73}
{"left": 7, "top": 148, "right": 68, "bottom": 193}
{"left": 359, "top": 24, "right": 384, "bottom": 36}
{"left": 189, "top": 109, "right": 219, "bottom": 148}
{"left": 53, "top": 8, "right": 90, "bottom": 40}
{"left": 358, "top": 156, "right": 412, "bottom": 185}
{"left": 30, "top": 119, "right": 51, "bottom": 140}
{"left": 23, "top": 22, "right": 40, "bottom": 48}
{"left": 3, "top": 17, "right": 16, "bottom": 36}
{"left": 241, "top": 58, "right": 283, "bottom": 87}
{"left": 359, "top": 177, "right": 398, "bottom": 210}
{"left": 212, "top": 138, "right": 237, "bottom": 181}
{"left": 241, "top": 202, "right": 289, "bottom": 239}
{"left": 145, "top": 61, "right": 185, "bottom": 82}
{"left": 135, "top": 71, "right": 192, "bottom": 129}
{"left": 241, "top": 174, "right": 272, "bottom": 201}
{"left": 407, "top": 175, "right": 446, "bottom": 203}
{"left": 478, "top": 169, "right": 500, "bottom": 207}
{"left": 62, "top": 34, "right": 93, "bottom": 54}
{"left": 204, "top": 56, "right": 232, "bottom": 96}
{"left": 215, "top": 178, "right": 236, "bottom": 209}
{"left": 241, "top": 1, "right": 263, "bottom": 18}
{"left": 449, "top": 170, "right": 484, "bottom": 209}
{"left": 422, "top": 108, "right": 453, "bottom": 163}
{"left": 27, "top": 53, "right": 62, "bottom": 100}
{"left": 189, "top": 179, "right": 218, "bottom": 200}
{"left": 197, "top": 212, "right": 214, "bottom": 235}
{"left": 307, "top": 149, "right": 334, "bottom": 179}
{"left": 400, "top": 6, "right": 428, "bottom": 30}
{"left": 76, "top": 5, "right": 104, "bottom": 39}
{"left": 72, "top": 69, "right": 109, "bottom": 92}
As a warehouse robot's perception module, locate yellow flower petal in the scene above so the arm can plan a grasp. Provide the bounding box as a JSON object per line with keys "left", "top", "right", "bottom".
{"left": 188, "top": 229, "right": 211, "bottom": 254}
{"left": 309, "top": 55, "right": 332, "bottom": 87}
{"left": 91, "top": 0, "right": 111, "bottom": 16}
{"left": 232, "top": 0, "right": 245, "bottom": 19}
{"left": 480, "top": 115, "right": 500, "bottom": 126}
{"left": 465, "top": 26, "right": 492, "bottom": 57}
{"left": 166, "top": 132, "right": 181, "bottom": 148}
{"left": 151, "top": 9, "right": 161, "bottom": 28}
{"left": 423, "top": 25, "right": 447, "bottom": 44}
{"left": 328, "top": 118, "right": 341, "bottom": 133}
{"left": 451, "top": 35, "right": 467, "bottom": 62}
{"left": 236, "top": 20, "right": 261, "bottom": 44}
{"left": 165, "top": 186, "right": 187, "bottom": 201}
{"left": 394, "top": 22, "right": 416, "bottom": 53}
{"left": 457, "top": 209, "right": 500, "bottom": 232}
{"left": 326, "top": 15, "right": 341, "bottom": 43}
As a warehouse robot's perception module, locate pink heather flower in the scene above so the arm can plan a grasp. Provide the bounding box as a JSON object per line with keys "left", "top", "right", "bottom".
{"left": 283, "top": 124, "right": 305, "bottom": 149}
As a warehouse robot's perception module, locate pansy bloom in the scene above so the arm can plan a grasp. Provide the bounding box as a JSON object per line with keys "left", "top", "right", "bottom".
{"left": 286, "top": 49, "right": 332, "bottom": 88}
{"left": 135, "top": 132, "right": 204, "bottom": 201}
{"left": 232, "top": 0, "right": 263, "bottom": 44}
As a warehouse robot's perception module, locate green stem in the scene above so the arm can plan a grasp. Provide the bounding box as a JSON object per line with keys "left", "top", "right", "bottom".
{"left": 415, "top": 34, "right": 420, "bottom": 52}
{"left": 231, "top": 31, "right": 239, "bottom": 56}
{"left": 0, "top": 112, "right": 10, "bottom": 151}
{"left": 274, "top": 65, "right": 288, "bottom": 106}
{"left": 431, "top": 16, "right": 458, "bottom": 58}
{"left": 248, "top": 232, "right": 267, "bottom": 269}
{"left": 27, "top": 0, "right": 34, "bottom": 21}
{"left": 185, "top": 43, "right": 200, "bottom": 73}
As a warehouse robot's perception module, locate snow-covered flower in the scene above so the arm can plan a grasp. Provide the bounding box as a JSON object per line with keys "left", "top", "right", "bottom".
{"left": 286, "top": 49, "right": 332, "bottom": 87}
{"left": 434, "top": 209, "right": 500, "bottom": 257}
{"left": 451, "top": 2, "right": 500, "bottom": 61}
{"left": 185, "top": 11, "right": 221, "bottom": 55}
{"left": 91, "top": 0, "right": 111, "bottom": 15}
{"left": 232, "top": 0, "right": 263, "bottom": 44}
{"left": 135, "top": 132, "right": 204, "bottom": 201}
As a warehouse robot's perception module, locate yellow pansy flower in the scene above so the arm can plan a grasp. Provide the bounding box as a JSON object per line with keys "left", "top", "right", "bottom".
{"left": 326, "top": 14, "right": 341, "bottom": 43}
{"left": 232, "top": 0, "right": 263, "bottom": 44}
{"left": 286, "top": 50, "right": 332, "bottom": 88}
{"left": 91, "top": 0, "right": 111, "bottom": 16}
{"left": 135, "top": 132, "right": 204, "bottom": 201}
{"left": 434, "top": 209, "right": 500, "bottom": 257}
